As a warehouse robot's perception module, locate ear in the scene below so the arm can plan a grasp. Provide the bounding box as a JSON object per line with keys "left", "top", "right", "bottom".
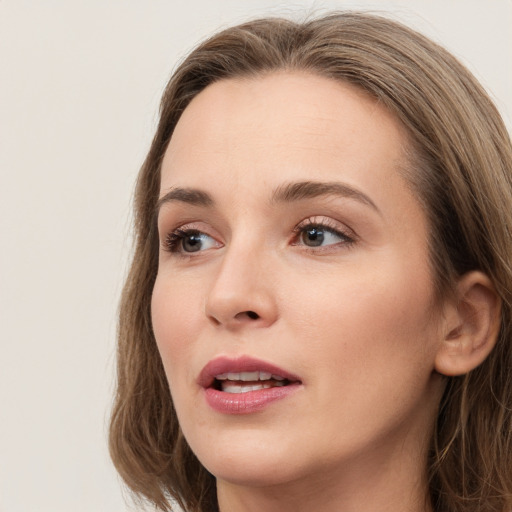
{"left": 435, "top": 271, "right": 502, "bottom": 376}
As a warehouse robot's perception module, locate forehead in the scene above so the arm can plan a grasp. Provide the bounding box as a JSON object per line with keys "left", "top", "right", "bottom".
{"left": 160, "top": 72, "right": 411, "bottom": 206}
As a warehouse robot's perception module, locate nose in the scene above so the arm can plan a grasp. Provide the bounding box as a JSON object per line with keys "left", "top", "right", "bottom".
{"left": 205, "top": 244, "right": 279, "bottom": 330}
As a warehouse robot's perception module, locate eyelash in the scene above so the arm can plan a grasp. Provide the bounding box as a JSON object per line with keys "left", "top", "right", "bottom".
{"left": 291, "top": 217, "right": 356, "bottom": 250}
{"left": 164, "top": 227, "right": 209, "bottom": 254}
{"left": 162, "top": 217, "right": 356, "bottom": 255}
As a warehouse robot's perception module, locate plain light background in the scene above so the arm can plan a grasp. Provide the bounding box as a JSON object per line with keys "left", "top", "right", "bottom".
{"left": 0, "top": 1, "right": 510, "bottom": 511}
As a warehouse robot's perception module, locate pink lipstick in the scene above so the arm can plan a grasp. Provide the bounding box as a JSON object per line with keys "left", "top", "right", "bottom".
{"left": 199, "top": 356, "right": 302, "bottom": 414}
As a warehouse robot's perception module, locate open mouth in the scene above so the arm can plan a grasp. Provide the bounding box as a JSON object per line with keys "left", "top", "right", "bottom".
{"left": 213, "top": 371, "right": 292, "bottom": 393}
{"left": 199, "top": 356, "right": 302, "bottom": 394}
{"left": 200, "top": 356, "right": 302, "bottom": 413}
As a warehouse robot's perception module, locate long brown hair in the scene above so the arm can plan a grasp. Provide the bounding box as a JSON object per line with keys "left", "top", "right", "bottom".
{"left": 109, "top": 12, "right": 512, "bottom": 512}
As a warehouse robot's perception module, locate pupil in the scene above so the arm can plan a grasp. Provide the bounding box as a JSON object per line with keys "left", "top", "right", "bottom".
{"left": 183, "top": 233, "right": 202, "bottom": 252}
{"left": 304, "top": 227, "right": 324, "bottom": 247}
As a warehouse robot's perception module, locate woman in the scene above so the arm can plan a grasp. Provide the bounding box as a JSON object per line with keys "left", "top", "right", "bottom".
{"left": 109, "top": 12, "right": 512, "bottom": 512}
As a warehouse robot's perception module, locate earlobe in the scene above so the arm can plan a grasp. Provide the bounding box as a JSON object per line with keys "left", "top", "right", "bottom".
{"left": 434, "top": 271, "right": 501, "bottom": 377}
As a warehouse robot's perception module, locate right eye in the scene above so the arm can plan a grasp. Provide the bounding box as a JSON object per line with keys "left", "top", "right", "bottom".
{"left": 164, "top": 229, "right": 220, "bottom": 254}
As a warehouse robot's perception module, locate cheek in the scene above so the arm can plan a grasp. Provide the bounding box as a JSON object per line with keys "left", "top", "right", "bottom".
{"left": 283, "top": 264, "right": 440, "bottom": 453}
{"left": 151, "top": 275, "right": 203, "bottom": 387}
{"left": 285, "top": 257, "right": 438, "bottom": 383}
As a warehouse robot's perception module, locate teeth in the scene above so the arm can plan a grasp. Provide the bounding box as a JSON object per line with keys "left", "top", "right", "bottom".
{"left": 215, "top": 371, "right": 284, "bottom": 381}
{"left": 241, "top": 371, "right": 259, "bottom": 381}
{"left": 221, "top": 381, "right": 287, "bottom": 393}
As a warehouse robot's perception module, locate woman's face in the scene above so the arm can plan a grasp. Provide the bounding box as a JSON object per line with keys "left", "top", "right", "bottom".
{"left": 152, "top": 73, "right": 445, "bottom": 489}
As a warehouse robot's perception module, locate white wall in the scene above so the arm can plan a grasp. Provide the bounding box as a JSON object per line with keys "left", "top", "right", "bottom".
{"left": 0, "top": 1, "right": 510, "bottom": 511}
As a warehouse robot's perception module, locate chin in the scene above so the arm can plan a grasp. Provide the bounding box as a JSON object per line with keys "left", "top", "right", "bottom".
{"left": 187, "top": 423, "right": 346, "bottom": 492}
{"left": 206, "top": 457, "right": 308, "bottom": 489}
{"left": 187, "top": 428, "right": 311, "bottom": 487}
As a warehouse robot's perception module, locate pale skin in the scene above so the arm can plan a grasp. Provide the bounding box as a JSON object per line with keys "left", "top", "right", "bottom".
{"left": 151, "top": 72, "right": 501, "bottom": 512}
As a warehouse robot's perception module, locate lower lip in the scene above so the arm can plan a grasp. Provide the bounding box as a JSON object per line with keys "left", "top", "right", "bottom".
{"left": 204, "top": 384, "right": 301, "bottom": 414}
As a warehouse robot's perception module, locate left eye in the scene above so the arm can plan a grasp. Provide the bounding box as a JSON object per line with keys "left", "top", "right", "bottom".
{"left": 298, "top": 225, "right": 350, "bottom": 247}
{"left": 165, "top": 229, "right": 218, "bottom": 253}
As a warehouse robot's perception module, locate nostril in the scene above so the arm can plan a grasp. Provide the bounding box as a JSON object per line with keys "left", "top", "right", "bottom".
{"left": 233, "top": 310, "right": 260, "bottom": 321}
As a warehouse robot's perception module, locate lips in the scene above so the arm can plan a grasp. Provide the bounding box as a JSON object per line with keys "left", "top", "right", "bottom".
{"left": 198, "top": 356, "right": 302, "bottom": 414}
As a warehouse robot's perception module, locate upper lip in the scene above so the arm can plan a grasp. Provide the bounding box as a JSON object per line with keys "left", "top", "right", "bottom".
{"left": 198, "top": 355, "right": 302, "bottom": 388}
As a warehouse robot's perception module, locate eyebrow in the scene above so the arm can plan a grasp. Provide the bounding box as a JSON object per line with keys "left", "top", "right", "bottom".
{"left": 156, "top": 187, "right": 214, "bottom": 213}
{"left": 155, "top": 180, "right": 380, "bottom": 215}
{"left": 271, "top": 180, "right": 380, "bottom": 213}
